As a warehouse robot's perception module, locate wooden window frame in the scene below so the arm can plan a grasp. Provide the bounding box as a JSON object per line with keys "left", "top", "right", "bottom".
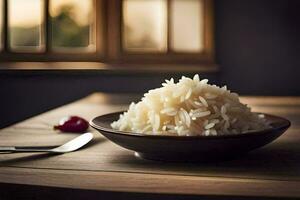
{"left": 0, "top": 0, "right": 105, "bottom": 62}
{"left": 108, "top": 0, "right": 215, "bottom": 66}
{"left": 0, "top": 0, "right": 216, "bottom": 70}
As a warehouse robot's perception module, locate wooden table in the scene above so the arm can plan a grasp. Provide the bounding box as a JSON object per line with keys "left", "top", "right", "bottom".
{"left": 1, "top": 93, "right": 300, "bottom": 200}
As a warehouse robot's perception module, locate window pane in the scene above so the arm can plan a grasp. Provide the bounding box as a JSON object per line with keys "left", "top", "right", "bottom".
{"left": 0, "top": 0, "right": 3, "bottom": 50}
{"left": 123, "top": 0, "right": 167, "bottom": 52}
{"left": 8, "top": 0, "right": 44, "bottom": 52}
{"left": 50, "top": 0, "right": 94, "bottom": 50}
{"left": 170, "top": 0, "right": 204, "bottom": 52}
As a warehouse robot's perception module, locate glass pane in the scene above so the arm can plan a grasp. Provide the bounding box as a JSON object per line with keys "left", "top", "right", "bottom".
{"left": 0, "top": 0, "right": 3, "bottom": 50}
{"left": 123, "top": 0, "right": 167, "bottom": 52}
{"left": 8, "top": 0, "right": 44, "bottom": 52}
{"left": 170, "top": 0, "right": 204, "bottom": 52}
{"left": 50, "top": 0, "right": 94, "bottom": 50}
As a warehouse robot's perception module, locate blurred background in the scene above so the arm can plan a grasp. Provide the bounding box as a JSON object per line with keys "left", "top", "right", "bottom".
{"left": 0, "top": 0, "right": 299, "bottom": 128}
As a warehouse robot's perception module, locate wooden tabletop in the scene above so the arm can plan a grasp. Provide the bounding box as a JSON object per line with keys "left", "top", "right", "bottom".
{"left": 1, "top": 93, "right": 300, "bottom": 199}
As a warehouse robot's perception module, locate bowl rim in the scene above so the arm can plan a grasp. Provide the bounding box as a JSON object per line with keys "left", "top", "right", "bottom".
{"left": 89, "top": 111, "right": 291, "bottom": 140}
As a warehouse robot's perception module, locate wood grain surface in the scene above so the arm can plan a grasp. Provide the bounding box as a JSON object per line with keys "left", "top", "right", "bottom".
{"left": 0, "top": 93, "right": 300, "bottom": 199}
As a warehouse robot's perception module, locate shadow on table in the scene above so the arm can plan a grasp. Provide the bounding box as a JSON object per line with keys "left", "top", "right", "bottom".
{"left": 109, "top": 140, "right": 300, "bottom": 181}
{"left": 1, "top": 183, "right": 294, "bottom": 200}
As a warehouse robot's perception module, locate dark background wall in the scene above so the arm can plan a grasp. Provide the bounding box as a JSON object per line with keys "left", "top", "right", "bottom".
{"left": 216, "top": 0, "right": 300, "bottom": 95}
{"left": 0, "top": 0, "right": 299, "bottom": 128}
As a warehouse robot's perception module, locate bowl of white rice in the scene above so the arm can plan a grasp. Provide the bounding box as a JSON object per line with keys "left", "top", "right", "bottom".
{"left": 90, "top": 75, "right": 290, "bottom": 161}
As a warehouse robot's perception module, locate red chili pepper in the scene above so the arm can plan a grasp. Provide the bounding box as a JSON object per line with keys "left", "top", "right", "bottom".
{"left": 54, "top": 116, "right": 89, "bottom": 133}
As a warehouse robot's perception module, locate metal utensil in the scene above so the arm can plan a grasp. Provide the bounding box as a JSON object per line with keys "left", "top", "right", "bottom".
{"left": 0, "top": 132, "right": 93, "bottom": 153}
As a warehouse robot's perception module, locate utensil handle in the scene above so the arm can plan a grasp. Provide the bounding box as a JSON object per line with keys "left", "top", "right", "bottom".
{"left": 0, "top": 146, "right": 58, "bottom": 153}
{"left": 0, "top": 147, "right": 16, "bottom": 152}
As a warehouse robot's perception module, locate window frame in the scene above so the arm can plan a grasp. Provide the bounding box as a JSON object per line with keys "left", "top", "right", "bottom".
{"left": 0, "top": 0, "right": 216, "bottom": 70}
{"left": 107, "top": 0, "right": 215, "bottom": 66}
{"left": 0, "top": 0, "right": 105, "bottom": 62}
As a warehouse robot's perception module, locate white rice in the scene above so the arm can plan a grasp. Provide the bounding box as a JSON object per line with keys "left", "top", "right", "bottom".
{"left": 111, "top": 75, "right": 270, "bottom": 136}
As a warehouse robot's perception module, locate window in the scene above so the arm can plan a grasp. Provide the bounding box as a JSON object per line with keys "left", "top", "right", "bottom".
{"left": 0, "top": 0, "right": 3, "bottom": 51}
{"left": 8, "top": 0, "right": 45, "bottom": 52}
{"left": 49, "top": 0, "right": 95, "bottom": 51}
{"left": 0, "top": 0, "right": 101, "bottom": 61}
{"left": 123, "top": 0, "right": 167, "bottom": 52}
{"left": 0, "top": 0, "right": 215, "bottom": 69}
{"left": 123, "top": 0, "right": 204, "bottom": 53}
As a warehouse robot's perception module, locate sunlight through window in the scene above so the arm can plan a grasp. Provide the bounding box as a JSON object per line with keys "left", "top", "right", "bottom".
{"left": 0, "top": 0, "right": 214, "bottom": 65}
{"left": 8, "top": 0, "right": 44, "bottom": 52}
{"left": 170, "top": 0, "right": 204, "bottom": 52}
{"left": 50, "top": 0, "right": 94, "bottom": 51}
{"left": 0, "top": 0, "right": 3, "bottom": 50}
{"left": 123, "top": 0, "right": 167, "bottom": 52}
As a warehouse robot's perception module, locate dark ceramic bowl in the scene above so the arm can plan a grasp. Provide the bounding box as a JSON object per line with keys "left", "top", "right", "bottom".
{"left": 90, "top": 112, "right": 290, "bottom": 162}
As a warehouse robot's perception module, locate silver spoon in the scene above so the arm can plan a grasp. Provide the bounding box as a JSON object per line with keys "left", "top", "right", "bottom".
{"left": 0, "top": 132, "right": 93, "bottom": 153}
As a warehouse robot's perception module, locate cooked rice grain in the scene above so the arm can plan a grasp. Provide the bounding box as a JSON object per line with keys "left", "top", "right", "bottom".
{"left": 111, "top": 75, "right": 269, "bottom": 136}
